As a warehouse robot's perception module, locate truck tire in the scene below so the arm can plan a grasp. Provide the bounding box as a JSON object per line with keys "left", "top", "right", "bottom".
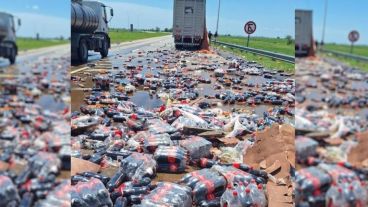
{"left": 100, "top": 38, "right": 108, "bottom": 58}
{"left": 78, "top": 39, "right": 88, "bottom": 63}
{"left": 8, "top": 47, "right": 16, "bottom": 65}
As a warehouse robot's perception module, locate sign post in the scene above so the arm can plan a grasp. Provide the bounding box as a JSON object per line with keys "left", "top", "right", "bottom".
{"left": 244, "top": 21, "right": 256, "bottom": 47}
{"left": 348, "top": 30, "right": 359, "bottom": 54}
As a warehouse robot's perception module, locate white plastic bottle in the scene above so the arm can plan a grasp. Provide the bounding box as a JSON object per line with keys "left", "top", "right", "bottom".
{"left": 228, "top": 190, "right": 242, "bottom": 207}
{"left": 326, "top": 183, "right": 348, "bottom": 207}
{"left": 351, "top": 180, "right": 367, "bottom": 206}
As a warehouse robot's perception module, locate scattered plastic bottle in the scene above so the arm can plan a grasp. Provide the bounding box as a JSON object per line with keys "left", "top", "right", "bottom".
{"left": 325, "top": 183, "right": 348, "bottom": 207}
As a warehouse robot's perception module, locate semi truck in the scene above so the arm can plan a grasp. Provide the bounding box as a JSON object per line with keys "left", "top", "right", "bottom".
{"left": 295, "top": 10, "right": 314, "bottom": 57}
{"left": 173, "top": 0, "right": 206, "bottom": 50}
{"left": 71, "top": 0, "right": 113, "bottom": 63}
{"left": 0, "top": 12, "right": 20, "bottom": 64}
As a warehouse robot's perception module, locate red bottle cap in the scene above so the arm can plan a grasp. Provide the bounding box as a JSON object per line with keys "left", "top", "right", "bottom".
{"left": 245, "top": 188, "right": 251, "bottom": 193}
{"left": 232, "top": 191, "right": 238, "bottom": 196}
{"left": 337, "top": 161, "right": 345, "bottom": 167}
{"left": 233, "top": 163, "right": 240, "bottom": 168}
{"left": 130, "top": 114, "right": 138, "bottom": 120}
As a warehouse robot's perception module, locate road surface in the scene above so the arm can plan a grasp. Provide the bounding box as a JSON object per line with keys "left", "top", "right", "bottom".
{"left": 71, "top": 35, "right": 172, "bottom": 72}
{"left": 0, "top": 44, "right": 70, "bottom": 78}
{"left": 70, "top": 34, "right": 295, "bottom": 207}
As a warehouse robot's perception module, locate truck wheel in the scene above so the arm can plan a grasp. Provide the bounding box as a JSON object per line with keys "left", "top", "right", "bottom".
{"left": 78, "top": 40, "right": 88, "bottom": 63}
{"left": 100, "top": 39, "right": 108, "bottom": 58}
{"left": 8, "top": 47, "right": 16, "bottom": 64}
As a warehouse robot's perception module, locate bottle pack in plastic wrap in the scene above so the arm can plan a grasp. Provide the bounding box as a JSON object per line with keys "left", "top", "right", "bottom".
{"left": 179, "top": 136, "right": 212, "bottom": 160}
{"left": 325, "top": 181, "right": 367, "bottom": 207}
{"left": 321, "top": 164, "right": 366, "bottom": 207}
{"left": 295, "top": 166, "right": 332, "bottom": 202}
{"left": 171, "top": 116, "right": 211, "bottom": 131}
{"left": 325, "top": 182, "right": 349, "bottom": 207}
{"left": 295, "top": 136, "right": 318, "bottom": 163}
{"left": 94, "top": 75, "right": 111, "bottom": 90}
{"left": 220, "top": 182, "right": 267, "bottom": 207}
{"left": 153, "top": 146, "right": 188, "bottom": 173}
{"left": 148, "top": 119, "right": 177, "bottom": 134}
{"left": 28, "top": 151, "right": 61, "bottom": 182}
{"left": 71, "top": 178, "right": 113, "bottom": 207}
{"left": 36, "top": 179, "right": 70, "bottom": 207}
{"left": 211, "top": 165, "right": 254, "bottom": 187}
{"left": 128, "top": 131, "right": 173, "bottom": 153}
{"left": 139, "top": 182, "right": 192, "bottom": 207}
{"left": 318, "top": 163, "right": 359, "bottom": 184}
{"left": 120, "top": 152, "right": 157, "bottom": 180}
{"left": 180, "top": 168, "right": 227, "bottom": 204}
{"left": 0, "top": 175, "right": 20, "bottom": 206}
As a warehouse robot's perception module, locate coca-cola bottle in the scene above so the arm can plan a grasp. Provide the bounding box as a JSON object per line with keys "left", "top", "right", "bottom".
{"left": 326, "top": 183, "right": 348, "bottom": 207}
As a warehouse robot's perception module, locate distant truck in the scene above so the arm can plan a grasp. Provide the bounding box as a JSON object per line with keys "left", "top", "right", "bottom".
{"left": 71, "top": 0, "right": 113, "bottom": 63}
{"left": 295, "top": 10, "right": 314, "bottom": 57}
{"left": 0, "top": 12, "right": 20, "bottom": 64}
{"left": 173, "top": 0, "right": 206, "bottom": 50}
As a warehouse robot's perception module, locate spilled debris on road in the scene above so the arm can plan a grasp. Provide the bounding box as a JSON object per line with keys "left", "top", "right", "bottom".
{"left": 0, "top": 55, "right": 71, "bottom": 206}
{"left": 70, "top": 43, "right": 295, "bottom": 206}
{"left": 295, "top": 57, "right": 368, "bottom": 207}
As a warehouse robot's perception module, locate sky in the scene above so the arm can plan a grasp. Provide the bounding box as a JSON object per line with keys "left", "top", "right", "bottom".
{"left": 101, "top": 0, "right": 295, "bottom": 38}
{"left": 296, "top": 0, "right": 368, "bottom": 45}
{"left": 1, "top": 0, "right": 69, "bottom": 38}
{"left": 1, "top": 0, "right": 295, "bottom": 39}
{"left": 2, "top": 0, "right": 365, "bottom": 45}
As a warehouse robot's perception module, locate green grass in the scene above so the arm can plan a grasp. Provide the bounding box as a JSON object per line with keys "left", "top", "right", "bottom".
{"left": 217, "top": 36, "right": 295, "bottom": 56}
{"left": 324, "top": 43, "right": 368, "bottom": 57}
{"left": 320, "top": 43, "right": 368, "bottom": 72}
{"left": 214, "top": 36, "right": 295, "bottom": 72}
{"left": 109, "top": 29, "right": 169, "bottom": 44}
{"left": 17, "top": 38, "right": 69, "bottom": 51}
{"left": 320, "top": 53, "right": 368, "bottom": 72}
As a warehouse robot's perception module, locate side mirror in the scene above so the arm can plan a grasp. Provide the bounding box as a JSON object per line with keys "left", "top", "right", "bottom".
{"left": 110, "top": 8, "right": 113, "bottom": 16}
{"left": 18, "top": 19, "right": 21, "bottom": 26}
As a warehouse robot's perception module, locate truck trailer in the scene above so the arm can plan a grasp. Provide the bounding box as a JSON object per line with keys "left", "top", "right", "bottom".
{"left": 0, "top": 12, "right": 20, "bottom": 64}
{"left": 173, "top": 0, "right": 206, "bottom": 50}
{"left": 71, "top": 0, "right": 113, "bottom": 63}
{"left": 295, "top": 10, "right": 314, "bottom": 57}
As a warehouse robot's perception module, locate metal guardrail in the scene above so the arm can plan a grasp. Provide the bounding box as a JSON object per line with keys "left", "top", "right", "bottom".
{"left": 212, "top": 40, "right": 295, "bottom": 64}
{"left": 320, "top": 48, "right": 368, "bottom": 62}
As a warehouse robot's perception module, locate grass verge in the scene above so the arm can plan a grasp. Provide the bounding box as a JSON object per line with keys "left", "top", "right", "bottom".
{"left": 324, "top": 44, "right": 368, "bottom": 57}
{"left": 212, "top": 43, "right": 295, "bottom": 72}
{"left": 17, "top": 38, "right": 69, "bottom": 51}
{"left": 217, "top": 36, "right": 294, "bottom": 56}
{"left": 320, "top": 52, "right": 368, "bottom": 72}
{"left": 109, "top": 30, "right": 169, "bottom": 44}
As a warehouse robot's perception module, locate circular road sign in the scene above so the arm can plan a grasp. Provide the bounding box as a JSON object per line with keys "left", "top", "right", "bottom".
{"left": 348, "top": 30, "right": 359, "bottom": 42}
{"left": 244, "top": 21, "right": 256, "bottom": 35}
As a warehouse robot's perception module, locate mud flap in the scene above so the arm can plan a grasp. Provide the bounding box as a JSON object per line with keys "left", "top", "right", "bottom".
{"left": 200, "top": 17, "right": 210, "bottom": 51}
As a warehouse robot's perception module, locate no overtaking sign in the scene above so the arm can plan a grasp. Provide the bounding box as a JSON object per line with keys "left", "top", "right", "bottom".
{"left": 244, "top": 21, "right": 256, "bottom": 35}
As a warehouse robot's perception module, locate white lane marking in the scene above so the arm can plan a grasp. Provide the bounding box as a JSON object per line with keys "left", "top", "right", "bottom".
{"left": 0, "top": 74, "right": 18, "bottom": 78}
{"left": 71, "top": 67, "right": 89, "bottom": 74}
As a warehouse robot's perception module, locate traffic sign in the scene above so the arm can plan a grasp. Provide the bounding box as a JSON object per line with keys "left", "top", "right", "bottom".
{"left": 348, "top": 30, "right": 359, "bottom": 43}
{"left": 244, "top": 21, "right": 256, "bottom": 47}
{"left": 244, "top": 21, "right": 256, "bottom": 35}
{"left": 348, "top": 30, "right": 359, "bottom": 54}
